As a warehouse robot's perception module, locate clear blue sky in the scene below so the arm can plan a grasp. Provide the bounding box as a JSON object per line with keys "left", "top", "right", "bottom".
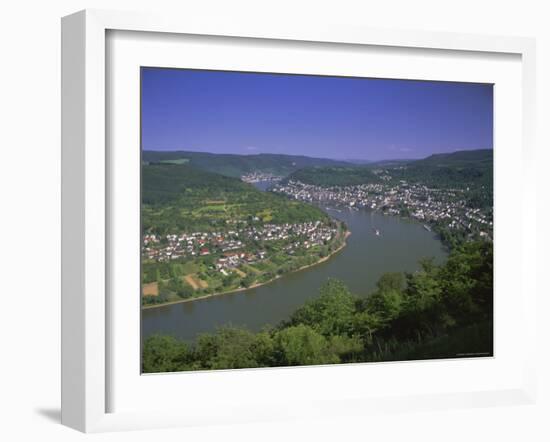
{"left": 141, "top": 67, "right": 493, "bottom": 161}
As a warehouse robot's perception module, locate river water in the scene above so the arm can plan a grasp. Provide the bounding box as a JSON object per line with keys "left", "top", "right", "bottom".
{"left": 141, "top": 196, "right": 448, "bottom": 342}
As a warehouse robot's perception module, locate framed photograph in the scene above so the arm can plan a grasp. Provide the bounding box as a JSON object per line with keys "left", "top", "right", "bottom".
{"left": 61, "top": 9, "right": 537, "bottom": 432}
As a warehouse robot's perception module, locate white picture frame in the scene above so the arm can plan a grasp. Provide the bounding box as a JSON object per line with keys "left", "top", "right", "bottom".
{"left": 61, "top": 9, "right": 537, "bottom": 433}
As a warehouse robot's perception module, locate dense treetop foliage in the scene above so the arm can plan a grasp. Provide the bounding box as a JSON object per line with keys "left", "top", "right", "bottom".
{"left": 143, "top": 241, "right": 493, "bottom": 372}
{"left": 288, "top": 166, "right": 381, "bottom": 186}
{"left": 142, "top": 163, "right": 246, "bottom": 205}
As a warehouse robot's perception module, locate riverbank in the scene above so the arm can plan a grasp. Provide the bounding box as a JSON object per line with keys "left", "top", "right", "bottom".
{"left": 330, "top": 204, "right": 459, "bottom": 250}
{"left": 142, "top": 230, "right": 351, "bottom": 310}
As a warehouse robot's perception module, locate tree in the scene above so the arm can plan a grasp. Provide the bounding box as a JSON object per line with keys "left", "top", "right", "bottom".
{"left": 168, "top": 276, "right": 183, "bottom": 292}
{"left": 222, "top": 273, "right": 238, "bottom": 288}
{"left": 251, "top": 331, "right": 276, "bottom": 366}
{"left": 241, "top": 274, "right": 256, "bottom": 288}
{"left": 376, "top": 272, "right": 405, "bottom": 293}
{"left": 177, "top": 283, "right": 194, "bottom": 299}
{"left": 274, "top": 324, "right": 338, "bottom": 366}
{"left": 352, "top": 310, "right": 384, "bottom": 344}
{"left": 439, "top": 241, "right": 493, "bottom": 324}
{"left": 327, "top": 334, "right": 363, "bottom": 363}
{"left": 366, "top": 290, "right": 403, "bottom": 325}
{"left": 194, "top": 327, "right": 261, "bottom": 370}
{"left": 155, "top": 268, "right": 161, "bottom": 283}
{"left": 142, "top": 335, "right": 191, "bottom": 373}
{"left": 169, "top": 263, "right": 181, "bottom": 278}
{"left": 403, "top": 262, "right": 442, "bottom": 315}
{"left": 141, "top": 242, "right": 494, "bottom": 373}
{"left": 365, "top": 272, "right": 405, "bottom": 324}
{"left": 288, "top": 278, "right": 357, "bottom": 337}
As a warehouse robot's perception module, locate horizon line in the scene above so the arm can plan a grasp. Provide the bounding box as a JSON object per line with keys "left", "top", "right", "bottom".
{"left": 141, "top": 147, "right": 494, "bottom": 162}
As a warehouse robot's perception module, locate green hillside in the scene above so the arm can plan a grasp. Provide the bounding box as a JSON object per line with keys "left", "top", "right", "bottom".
{"left": 390, "top": 149, "right": 493, "bottom": 190}
{"left": 142, "top": 163, "right": 328, "bottom": 234}
{"left": 288, "top": 166, "right": 381, "bottom": 187}
{"left": 415, "top": 149, "right": 493, "bottom": 168}
{"left": 142, "top": 150, "right": 351, "bottom": 178}
{"left": 287, "top": 149, "right": 493, "bottom": 189}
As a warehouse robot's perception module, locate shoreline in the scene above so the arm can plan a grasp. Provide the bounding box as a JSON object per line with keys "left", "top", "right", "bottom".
{"left": 142, "top": 230, "right": 351, "bottom": 310}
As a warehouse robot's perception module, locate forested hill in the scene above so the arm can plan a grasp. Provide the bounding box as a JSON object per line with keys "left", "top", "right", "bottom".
{"left": 288, "top": 166, "right": 381, "bottom": 187}
{"left": 414, "top": 149, "right": 493, "bottom": 168}
{"left": 390, "top": 149, "right": 493, "bottom": 189}
{"left": 142, "top": 163, "right": 329, "bottom": 234}
{"left": 287, "top": 149, "right": 493, "bottom": 189}
{"left": 142, "top": 150, "right": 351, "bottom": 178}
{"left": 143, "top": 162, "right": 248, "bottom": 206}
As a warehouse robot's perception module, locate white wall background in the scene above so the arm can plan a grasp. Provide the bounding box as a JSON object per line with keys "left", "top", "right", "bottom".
{"left": 0, "top": 0, "right": 547, "bottom": 440}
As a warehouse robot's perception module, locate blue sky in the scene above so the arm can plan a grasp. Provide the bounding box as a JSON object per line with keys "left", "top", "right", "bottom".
{"left": 141, "top": 68, "right": 493, "bottom": 161}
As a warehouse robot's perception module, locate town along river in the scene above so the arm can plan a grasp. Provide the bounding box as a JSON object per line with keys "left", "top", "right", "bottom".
{"left": 141, "top": 204, "right": 448, "bottom": 343}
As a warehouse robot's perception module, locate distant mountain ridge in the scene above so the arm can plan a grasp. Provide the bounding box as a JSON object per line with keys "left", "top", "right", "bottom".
{"left": 142, "top": 148, "right": 493, "bottom": 188}
{"left": 414, "top": 149, "right": 493, "bottom": 168}
{"left": 392, "top": 148, "right": 493, "bottom": 189}
{"left": 286, "top": 149, "right": 493, "bottom": 188}
{"left": 142, "top": 150, "right": 352, "bottom": 178}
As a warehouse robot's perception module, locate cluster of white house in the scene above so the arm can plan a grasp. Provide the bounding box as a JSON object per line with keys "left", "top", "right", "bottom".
{"left": 240, "top": 172, "right": 283, "bottom": 183}
{"left": 142, "top": 220, "right": 338, "bottom": 267}
{"left": 274, "top": 180, "right": 492, "bottom": 240}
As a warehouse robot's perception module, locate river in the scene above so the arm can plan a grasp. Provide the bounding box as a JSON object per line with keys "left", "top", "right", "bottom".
{"left": 141, "top": 192, "right": 448, "bottom": 342}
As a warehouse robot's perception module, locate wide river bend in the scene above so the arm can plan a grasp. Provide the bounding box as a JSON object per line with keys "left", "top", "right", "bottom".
{"left": 142, "top": 205, "right": 447, "bottom": 342}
